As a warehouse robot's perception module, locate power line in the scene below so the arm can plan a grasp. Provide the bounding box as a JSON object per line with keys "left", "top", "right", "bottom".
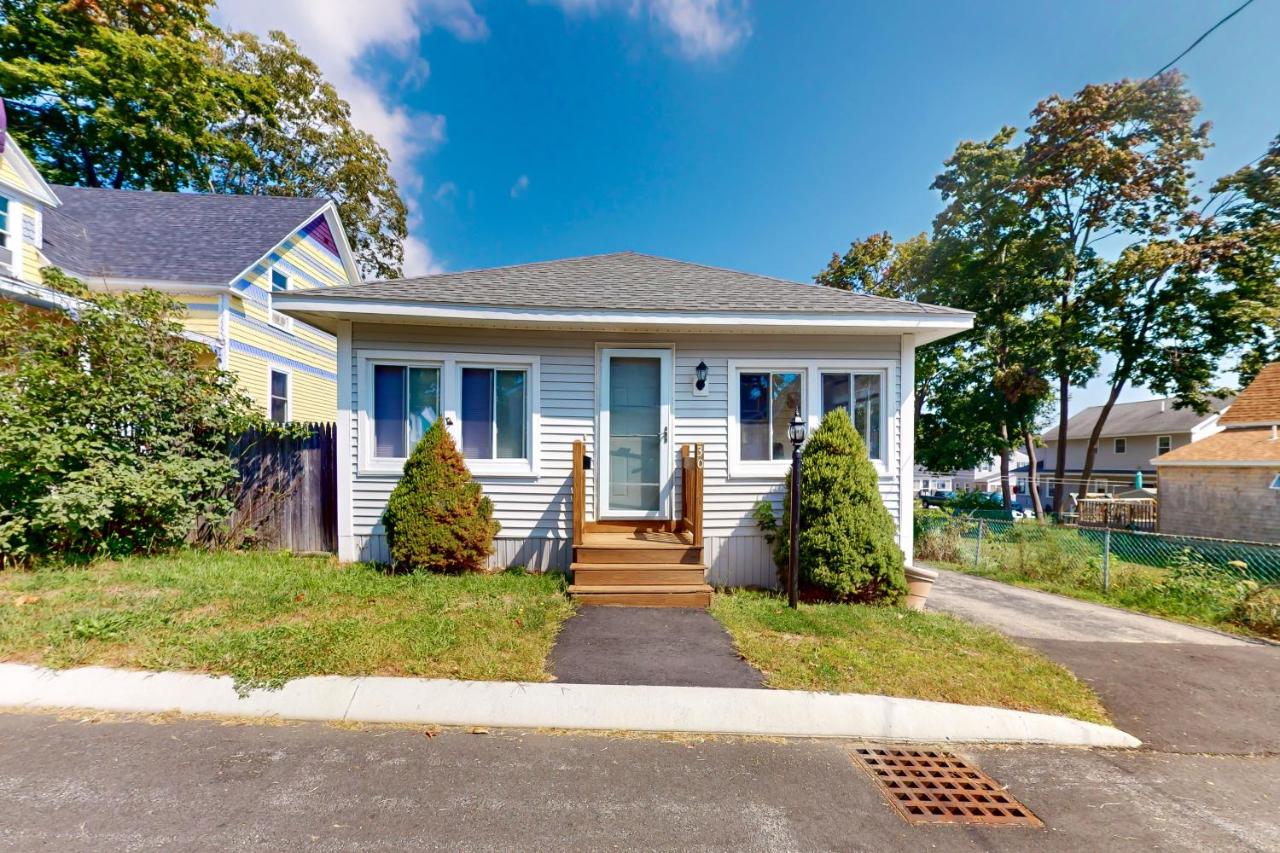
{"left": 1152, "top": 0, "right": 1259, "bottom": 79}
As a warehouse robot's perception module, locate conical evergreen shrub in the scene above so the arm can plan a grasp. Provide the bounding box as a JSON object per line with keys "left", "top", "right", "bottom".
{"left": 773, "top": 407, "right": 908, "bottom": 603}
{"left": 383, "top": 419, "right": 500, "bottom": 572}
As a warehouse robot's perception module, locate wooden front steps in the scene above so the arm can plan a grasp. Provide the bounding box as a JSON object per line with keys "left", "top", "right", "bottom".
{"left": 568, "top": 524, "right": 712, "bottom": 608}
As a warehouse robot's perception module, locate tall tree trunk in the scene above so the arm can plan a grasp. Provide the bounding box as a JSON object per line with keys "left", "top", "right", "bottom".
{"left": 1052, "top": 370, "right": 1070, "bottom": 514}
{"left": 999, "top": 422, "right": 1012, "bottom": 509}
{"left": 1077, "top": 377, "right": 1129, "bottom": 501}
{"left": 1023, "top": 429, "right": 1045, "bottom": 520}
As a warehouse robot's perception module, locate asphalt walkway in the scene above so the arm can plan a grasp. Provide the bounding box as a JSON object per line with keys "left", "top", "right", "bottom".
{"left": 548, "top": 606, "right": 763, "bottom": 688}
{"left": 928, "top": 568, "right": 1280, "bottom": 754}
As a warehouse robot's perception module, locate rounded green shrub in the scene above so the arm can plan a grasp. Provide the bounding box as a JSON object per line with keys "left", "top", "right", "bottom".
{"left": 383, "top": 420, "right": 500, "bottom": 572}
{"left": 774, "top": 408, "right": 908, "bottom": 604}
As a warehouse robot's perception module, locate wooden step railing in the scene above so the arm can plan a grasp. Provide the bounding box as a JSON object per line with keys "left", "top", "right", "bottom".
{"left": 572, "top": 439, "right": 586, "bottom": 547}
{"left": 678, "top": 443, "right": 704, "bottom": 548}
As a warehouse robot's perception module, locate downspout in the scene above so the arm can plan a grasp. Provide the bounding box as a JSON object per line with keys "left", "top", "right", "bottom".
{"left": 218, "top": 293, "right": 230, "bottom": 370}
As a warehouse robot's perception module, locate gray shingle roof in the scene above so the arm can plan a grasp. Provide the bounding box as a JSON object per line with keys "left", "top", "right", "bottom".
{"left": 275, "top": 252, "right": 968, "bottom": 315}
{"left": 1044, "top": 395, "right": 1235, "bottom": 441}
{"left": 43, "top": 185, "right": 328, "bottom": 285}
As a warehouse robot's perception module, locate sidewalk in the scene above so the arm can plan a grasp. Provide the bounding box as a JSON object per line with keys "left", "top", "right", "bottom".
{"left": 927, "top": 568, "right": 1280, "bottom": 753}
{"left": 0, "top": 662, "right": 1139, "bottom": 748}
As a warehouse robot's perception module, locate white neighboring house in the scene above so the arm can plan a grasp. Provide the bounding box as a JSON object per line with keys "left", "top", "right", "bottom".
{"left": 914, "top": 450, "right": 1030, "bottom": 496}
{"left": 276, "top": 252, "right": 973, "bottom": 599}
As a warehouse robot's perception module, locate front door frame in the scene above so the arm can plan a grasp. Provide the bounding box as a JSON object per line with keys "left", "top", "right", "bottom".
{"left": 597, "top": 345, "right": 674, "bottom": 520}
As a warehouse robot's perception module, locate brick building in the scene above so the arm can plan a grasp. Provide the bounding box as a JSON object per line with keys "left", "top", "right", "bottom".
{"left": 1153, "top": 364, "right": 1280, "bottom": 543}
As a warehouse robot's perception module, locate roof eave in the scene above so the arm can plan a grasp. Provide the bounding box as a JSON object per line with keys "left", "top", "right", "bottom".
{"left": 273, "top": 297, "right": 975, "bottom": 340}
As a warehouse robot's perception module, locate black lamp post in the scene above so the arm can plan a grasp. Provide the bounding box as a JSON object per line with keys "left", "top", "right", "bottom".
{"left": 787, "top": 408, "right": 806, "bottom": 608}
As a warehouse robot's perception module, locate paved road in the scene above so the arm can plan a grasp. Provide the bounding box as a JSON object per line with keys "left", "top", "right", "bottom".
{"left": 549, "top": 606, "right": 762, "bottom": 688}
{"left": 1, "top": 712, "right": 1277, "bottom": 852}
{"left": 928, "top": 569, "right": 1280, "bottom": 754}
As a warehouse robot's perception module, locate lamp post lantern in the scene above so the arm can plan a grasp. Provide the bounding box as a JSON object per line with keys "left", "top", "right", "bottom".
{"left": 787, "top": 408, "right": 806, "bottom": 608}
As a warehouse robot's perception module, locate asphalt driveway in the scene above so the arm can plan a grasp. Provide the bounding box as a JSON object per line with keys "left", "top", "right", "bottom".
{"left": 927, "top": 568, "right": 1280, "bottom": 754}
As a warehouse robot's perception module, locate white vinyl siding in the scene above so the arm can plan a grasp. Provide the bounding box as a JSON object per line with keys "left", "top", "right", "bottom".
{"left": 342, "top": 326, "right": 905, "bottom": 583}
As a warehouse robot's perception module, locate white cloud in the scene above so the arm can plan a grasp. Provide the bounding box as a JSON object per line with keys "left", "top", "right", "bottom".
{"left": 538, "top": 0, "right": 751, "bottom": 59}
{"left": 212, "top": 0, "right": 487, "bottom": 275}
{"left": 432, "top": 181, "right": 460, "bottom": 204}
{"left": 402, "top": 233, "right": 445, "bottom": 276}
{"left": 509, "top": 174, "right": 530, "bottom": 198}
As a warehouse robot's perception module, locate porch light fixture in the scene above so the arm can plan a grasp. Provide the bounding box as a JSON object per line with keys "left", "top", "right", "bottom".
{"left": 787, "top": 408, "right": 805, "bottom": 608}
{"left": 694, "top": 360, "right": 708, "bottom": 391}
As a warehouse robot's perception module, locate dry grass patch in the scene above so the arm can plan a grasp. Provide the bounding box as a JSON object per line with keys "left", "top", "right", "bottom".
{"left": 0, "top": 551, "right": 575, "bottom": 690}
{"left": 710, "top": 589, "right": 1109, "bottom": 725}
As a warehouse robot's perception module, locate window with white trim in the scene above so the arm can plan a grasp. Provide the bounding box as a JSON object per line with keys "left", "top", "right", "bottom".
{"left": 821, "top": 371, "right": 883, "bottom": 460}
{"left": 738, "top": 370, "right": 803, "bottom": 462}
{"left": 460, "top": 366, "right": 528, "bottom": 460}
{"left": 269, "top": 369, "right": 289, "bottom": 423}
{"left": 1114, "top": 437, "right": 1127, "bottom": 454}
{"left": 1157, "top": 435, "right": 1172, "bottom": 455}
{"left": 268, "top": 267, "right": 294, "bottom": 330}
{"left": 372, "top": 364, "right": 440, "bottom": 458}
{"left": 0, "top": 196, "right": 9, "bottom": 249}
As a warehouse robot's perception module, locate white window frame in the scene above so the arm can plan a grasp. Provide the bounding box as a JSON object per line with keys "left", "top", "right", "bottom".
{"left": 356, "top": 350, "right": 540, "bottom": 478}
{"left": 0, "top": 195, "right": 10, "bottom": 250}
{"left": 454, "top": 357, "right": 539, "bottom": 476}
{"left": 268, "top": 265, "right": 295, "bottom": 331}
{"left": 1113, "top": 437, "right": 1127, "bottom": 454}
{"left": 727, "top": 359, "right": 894, "bottom": 479}
{"left": 268, "top": 366, "right": 291, "bottom": 424}
{"left": 1157, "top": 435, "right": 1172, "bottom": 455}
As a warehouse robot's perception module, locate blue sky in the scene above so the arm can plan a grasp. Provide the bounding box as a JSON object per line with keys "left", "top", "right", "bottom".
{"left": 216, "top": 0, "right": 1280, "bottom": 411}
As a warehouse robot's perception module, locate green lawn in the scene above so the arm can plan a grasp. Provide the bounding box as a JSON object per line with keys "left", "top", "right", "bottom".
{"left": 710, "top": 589, "right": 1109, "bottom": 724}
{"left": 0, "top": 551, "right": 576, "bottom": 690}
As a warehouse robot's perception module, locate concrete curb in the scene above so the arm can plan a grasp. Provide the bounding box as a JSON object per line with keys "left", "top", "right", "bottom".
{"left": 0, "top": 663, "right": 1141, "bottom": 748}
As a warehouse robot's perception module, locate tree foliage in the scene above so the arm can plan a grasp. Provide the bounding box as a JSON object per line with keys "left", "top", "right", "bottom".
{"left": 383, "top": 420, "right": 500, "bottom": 573}
{"left": 209, "top": 31, "right": 408, "bottom": 280}
{"left": 0, "top": 1, "right": 408, "bottom": 278}
{"left": 0, "top": 270, "right": 262, "bottom": 564}
{"left": 767, "top": 409, "right": 908, "bottom": 604}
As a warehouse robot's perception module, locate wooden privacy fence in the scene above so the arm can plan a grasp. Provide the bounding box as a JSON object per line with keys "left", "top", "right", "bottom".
{"left": 201, "top": 423, "right": 337, "bottom": 553}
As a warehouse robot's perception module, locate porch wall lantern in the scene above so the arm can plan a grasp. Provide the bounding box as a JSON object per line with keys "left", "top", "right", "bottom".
{"left": 787, "top": 408, "right": 806, "bottom": 609}
{"left": 693, "top": 360, "right": 709, "bottom": 396}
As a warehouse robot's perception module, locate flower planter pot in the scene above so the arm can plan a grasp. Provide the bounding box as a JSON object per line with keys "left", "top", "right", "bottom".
{"left": 904, "top": 564, "right": 938, "bottom": 612}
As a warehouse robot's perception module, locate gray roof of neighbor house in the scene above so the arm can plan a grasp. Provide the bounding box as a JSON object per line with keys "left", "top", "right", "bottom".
{"left": 274, "top": 251, "right": 969, "bottom": 315}
{"left": 1042, "top": 394, "right": 1234, "bottom": 442}
{"left": 42, "top": 185, "right": 329, "bottom": 285}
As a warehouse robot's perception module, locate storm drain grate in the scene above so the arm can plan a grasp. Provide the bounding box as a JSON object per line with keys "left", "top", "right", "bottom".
{"left": 849, "top": 747, "right": 1043, "bottom": 827}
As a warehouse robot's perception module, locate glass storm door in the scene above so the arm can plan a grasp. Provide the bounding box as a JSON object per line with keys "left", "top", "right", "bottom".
{"left": 599, "top": 348, "right": 672, "bottom": 518}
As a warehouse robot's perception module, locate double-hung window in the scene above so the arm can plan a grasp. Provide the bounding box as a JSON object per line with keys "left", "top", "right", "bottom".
{"left": 0, "top": 196, "right": 9, "bottom": 249}
{"left": 269, "top": 369, "right": 290, "bottom": 424}
{"left": 820, "top": 371, "right": 883, "bottom": 461}
{"left": 1157, "top": 435, "right": 1172, "bottom": 456}
{"left": 1113, "top": 437, "right": 1127, "bottom": 454}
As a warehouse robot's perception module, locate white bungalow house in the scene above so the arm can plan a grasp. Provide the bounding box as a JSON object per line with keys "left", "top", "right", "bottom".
{"left": 276, "top": 252, "right": 973, "bottom": 605}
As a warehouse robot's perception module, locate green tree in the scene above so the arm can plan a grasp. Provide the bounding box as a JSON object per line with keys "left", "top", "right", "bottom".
{"left": 209, "top": 30, "right": 409, "bottom": 280}
{"left": 0, "top": 2, "right": 409, "bottom": 278}
{"left": 0, "top": 269, "right": 262, "bottom": 563}
{"left": 0, "top": 0, "right": 265, "bottom": 189}
{"left": 383, "top": 420, "right": 500, "bottom": 573}
{"left": 772, "top": 409, "right": 908, "bottom": 604}
{"left": 1018, "top": 73, "right": 1210, "bottom": 511}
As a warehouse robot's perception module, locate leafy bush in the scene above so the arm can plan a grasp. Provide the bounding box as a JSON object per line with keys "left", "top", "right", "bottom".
{"left": 383, "top": 419, "right": 499, "bottom": 572}
{"left": 1229, "top": 583, "right": 1280, "bottom": 638}
{"left": 769, "top": 408, "right": 908, "bottom": 604}
{"left": 994, "top": 524, "right": 1098, "bottom": 585}
{"left": 0, "top": 271, "right": 261, "bottom": 565}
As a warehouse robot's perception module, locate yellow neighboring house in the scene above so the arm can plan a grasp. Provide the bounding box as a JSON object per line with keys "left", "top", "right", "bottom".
{"left": 0, "top": 127, "right": 360, "bottom": 423}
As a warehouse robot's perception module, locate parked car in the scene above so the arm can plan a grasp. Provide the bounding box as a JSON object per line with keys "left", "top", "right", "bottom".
{"left": 920, "top": 490, "right": 955, "bottom": 508}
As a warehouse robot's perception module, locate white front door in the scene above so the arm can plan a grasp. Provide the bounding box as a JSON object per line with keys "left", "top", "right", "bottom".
{"left": 598, "top": 347, "right": 673, "bottom": 519}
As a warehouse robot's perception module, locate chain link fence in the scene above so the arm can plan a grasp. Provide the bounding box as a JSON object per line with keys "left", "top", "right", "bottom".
{"left": 915, "top": 512, "right": 1280, "bottom": 587}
